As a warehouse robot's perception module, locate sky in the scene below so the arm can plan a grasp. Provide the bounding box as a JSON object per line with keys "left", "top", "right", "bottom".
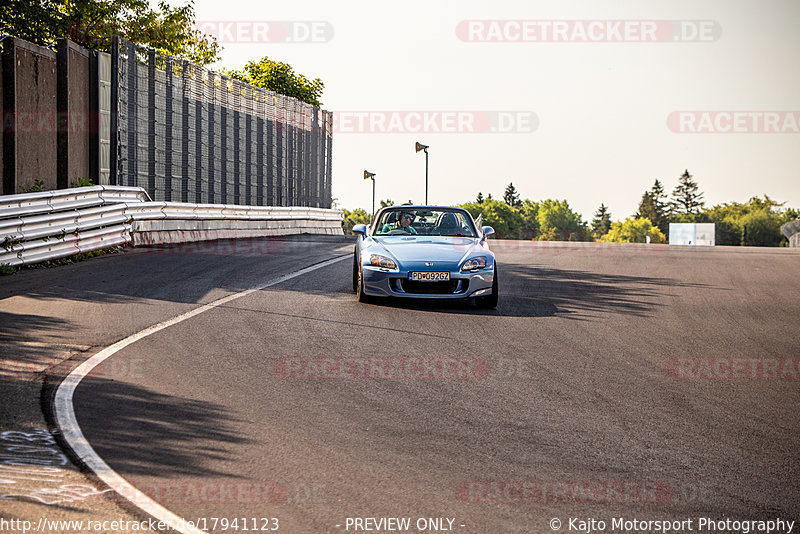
{"left": 187, "top": 0, "right": 798, "bottom": 220}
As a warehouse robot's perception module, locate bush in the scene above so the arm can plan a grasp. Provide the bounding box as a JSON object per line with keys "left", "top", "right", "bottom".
{"left": 601, "top": 217, "right": 666, "bottom": 243}
{"left": 71, "top": 177, "right": 95, "bottom": 188}
{"left": 740, "top": 210, "right": 782, "bottom": 246}
{"left": 342, "top": 208, "right": 372, "bottom": 235}
{"left": 461, "top": 199, "right": 523, "bottom": 238}
{"left": 536, "top": 199, "right": 588, "bottom": 241}
{"left": 18, "top": 180, "right": 47, "bottom": 193}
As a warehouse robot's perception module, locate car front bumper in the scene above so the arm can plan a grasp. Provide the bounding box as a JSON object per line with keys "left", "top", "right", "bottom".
{"left": 361, "top": 265, "right": 494, "bottom": 299}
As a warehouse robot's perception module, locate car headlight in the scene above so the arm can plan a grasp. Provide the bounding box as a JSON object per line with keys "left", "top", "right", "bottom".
{"left": 370, "top": 254, "right": 397, "bottom": 270}
{"left": 461, "top": 256, "right": 487, "bottom": 271}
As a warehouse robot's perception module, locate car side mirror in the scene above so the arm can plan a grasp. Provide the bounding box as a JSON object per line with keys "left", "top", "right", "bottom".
{"left": 482, "top": 226, "right": 495, "bottom": 237}
{"left": 352, "top": 224, "right": 368, "bottom": 236}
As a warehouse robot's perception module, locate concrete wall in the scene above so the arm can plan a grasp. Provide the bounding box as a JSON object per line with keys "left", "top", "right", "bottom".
{"left": 67, "top": 43, "right": 90, "bottom": 184}
{"left": 2, "top": 38, "right": 58, "bottom": 193}
{"left": 132, "top": 217, "right": 344, "bottom": 246}
{"left": 1, "top": 37, "right": 93, "bottom": 194}
{"left": 2, "top": 36, "right": 333, "bottom": 207}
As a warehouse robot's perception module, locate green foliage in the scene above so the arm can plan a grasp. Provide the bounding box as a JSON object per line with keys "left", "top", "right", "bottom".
{"left": 1, "top": 0, "right": 221, "bottom": 65}
{"left": 503, "top": 182, "right": 521, "bottom": 208}
{"left": 636, "top": 180, "right": 669, "bottom": 234}
{"left": 379, "top": 199, "right": 394, "bottom": 209}
{"left": 780, "top": 208, "right": 800, "bottom": 224}
{"left": 18, "top": 180, "right": 47, "bottom": 193}
{"left": 460, "top": 199, "right": 523, "bottom": 239}
{"left": 341, "top": 208, "right": 372, "bottom": 235}
{"left": 671, "top": 169, "right": 705, "bottom": 216}
{"left": 601, "top": 217, "right": 666, "bottom": 244}
{"left": 739, "top": 210, "right": 782, "bottom": 247}
{"left": 71, "top": 177, "right": 95, "bottom": 188}
{"left": 0, "top": 263, "right": 17, "bottom": 276}
{"left": 462, "top": 196, "right": 584, "bottom": 241}
{"left": 537, "top": 199, "right": 588, "bottom": 241}
{"left": 700, "top": 196, "right": 788, "bottom": 246}
{"left": 591, "top": 203, "right": 612, "bottom": 238}
{"left": 475, "top": 192, "right": 484, "bottom": 204}
{"left": 2, "top": 234, "right": 23, "bottom": 251}
{"left": 226, "top": 57, "right": 325, "bottom": 107}
{"left": 518, "top": 199, "right": 539, "bottom": 239}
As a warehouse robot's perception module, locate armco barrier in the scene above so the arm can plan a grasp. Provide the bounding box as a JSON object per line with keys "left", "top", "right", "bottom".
{"left": 781, "top": 219, "right": 800, "bottom": 248}
{"left": 0, "top": 186, "right": 343, "bottom": 266}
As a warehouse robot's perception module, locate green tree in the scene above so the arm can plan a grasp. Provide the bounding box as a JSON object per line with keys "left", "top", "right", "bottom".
{"left": 637, "top": 180, "right": 669, "bottom": 234}
{"left": 341, "top": 208, "right": 371, "bottom": 235}
{"left": 379, "top": 199, "right": 394, "bottom": 209}
{"left": 601, "top": 217, "right": 666, "bottom": 244}
{"left": 503, "top": 182, "right": 521, "bottom": 208}
{"left": 780, "top": 207, "right": 800, "bottom": 224}
{"left": 671, "top": 169, "right": 705, "bottom": 216}
{"left": 227, "top": 57, "right": 325, "bottom": 107}
{"left": 518, "top": 199, "right": 540, "bottom": 239}
{"left": 1, "top": 0, "right": 221, "bottom": 64}
{"left": 651, "top": 179, "right": 667, "bottom": 206}
{"left": 591, "top": 203, "right": 612, "bottom": 238}
{"left": 537, "top": 199, "right": 587, "bottom": 241}
{"left": 701, "top": 196, "right": 789, "bottom": 246}
{"left": 740, "top": 210, "right": 782, "bottom": 247}
{"left": 460, "top": 198, "right": 523, "bottom": 239}
{"left": 635, "top": 191, "right": 668, "bottom": 233}
{"left": 475, "top": 192, "right": 484, "bottom": 204}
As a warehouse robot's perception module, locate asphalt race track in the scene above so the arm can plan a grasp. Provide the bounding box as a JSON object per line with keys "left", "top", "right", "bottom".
{"left": 20, "top": 238, "right": 800, "bottom": 532}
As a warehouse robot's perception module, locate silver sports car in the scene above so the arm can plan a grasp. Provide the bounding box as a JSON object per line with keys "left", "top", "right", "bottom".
{"left": 352, "top": 206, "right": 497, "bottom": 308}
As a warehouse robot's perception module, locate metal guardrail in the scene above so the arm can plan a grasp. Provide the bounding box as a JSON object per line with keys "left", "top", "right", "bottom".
{"left": 0, "top": 186, "right": 150, "bottom": 217}
{"left": 1, "top": 187, "right": 342, "bottom": 267}
{"left": 780, "top": 219, "right": 800, "bottom": 239}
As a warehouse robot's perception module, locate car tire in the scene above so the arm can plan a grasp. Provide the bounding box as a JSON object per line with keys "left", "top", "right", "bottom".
{"left": 356, "top": 263, "right": 371, "bottom": 303}
{"left": 476, "top": 265, "right": 498, "bottom": 309}
{"left": 352, "top": 253, "right": 359, "bottom": 293}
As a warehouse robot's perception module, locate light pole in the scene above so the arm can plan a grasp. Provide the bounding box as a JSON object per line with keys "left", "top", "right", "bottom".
{"left": 364, "top": 170, "right": 376, "bottom": 218}
{"left": 415, "top": 142, "right": 429, "bottom": 204}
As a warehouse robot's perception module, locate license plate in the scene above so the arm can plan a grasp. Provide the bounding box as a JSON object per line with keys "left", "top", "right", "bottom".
{"left": 409, "top": 271, "right": 450, "bottom": 282}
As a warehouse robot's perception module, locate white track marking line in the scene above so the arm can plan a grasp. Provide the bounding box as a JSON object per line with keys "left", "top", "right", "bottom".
{"left": 54, "top": 255, "right": 350, "bottom": 534}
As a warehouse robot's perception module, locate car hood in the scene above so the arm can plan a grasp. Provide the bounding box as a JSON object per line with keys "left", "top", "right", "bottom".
{"left": 370, "top": 236, "right": 481, "bottom": 264}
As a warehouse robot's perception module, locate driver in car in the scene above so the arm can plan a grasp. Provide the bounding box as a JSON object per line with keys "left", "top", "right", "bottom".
{"left": 382, "top": 210, "right": 418, "bottom": 234}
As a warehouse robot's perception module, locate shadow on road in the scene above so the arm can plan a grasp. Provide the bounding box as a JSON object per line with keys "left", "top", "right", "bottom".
{"left": 350, "top": 263, "right": 717, "bottom": 319}
{"left": 0, "top": 237, "right": 354, "bottom": 306}
{"left": 500, "top": 263, "right": 716, "bottom": 319}
{"left": 0, "top": 311, "right": 77, "bottom": 384}
{"left": 63, "top": 375, "right": 251, "bottom": 479}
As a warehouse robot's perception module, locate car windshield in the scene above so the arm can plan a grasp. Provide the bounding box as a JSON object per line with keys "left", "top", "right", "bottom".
{"left": 374, "top": 208, "right": 476, "bottom": 237}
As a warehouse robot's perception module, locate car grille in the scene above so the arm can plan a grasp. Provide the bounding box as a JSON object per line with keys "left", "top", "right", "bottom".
{"left": 400, "top": 279, "right": 460, "bottom": 294}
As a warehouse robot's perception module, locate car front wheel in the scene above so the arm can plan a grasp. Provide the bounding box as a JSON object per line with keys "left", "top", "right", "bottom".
{"left": 356, "top": 262, "right": 371, "bottom": 303}
{"left": 476, "top": 266, "right": 498, "bottom": 309}
{"left": 352, "top": 253, "right": 359, "bottom": 292}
